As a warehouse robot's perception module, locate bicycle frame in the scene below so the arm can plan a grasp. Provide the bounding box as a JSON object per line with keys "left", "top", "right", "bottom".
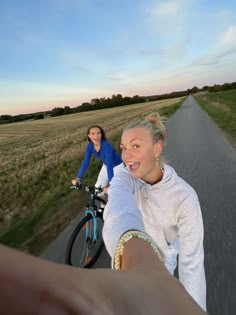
{"left": 84, "top": 209, "right": 98, "bottom": 241}
{"left": 66, "top": 184, "right": 106, "bottom": 267}
{"left": 70, "top": 184, "right": 105, "bottom": 242}
{"left": 84, "top": 188, "right": 105, "bottom": 242}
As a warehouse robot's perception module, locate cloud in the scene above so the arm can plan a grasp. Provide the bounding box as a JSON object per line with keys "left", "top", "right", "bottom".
{"left": 215, "top": 9, "right": 234, "bottom": 24}
{"left": 191, "top": 46, "right": 236, "bottom": 66}
{"left": 147, "top": 0, "right": 197, "bottom": 19}
{"left": 106, "top": 73, "right": 124, "bottom": 81}
{"left": 152, "top": 2, "right": 179, "bottom": 17}
{"left": 61, "top": 50, "right": 89, "bottom": 72}
{"left": 219, "top": 25, "right": 236, "bottom": 47}
{"left": 192, "top": 55, "right": 221, "bottom": 66}
{"left": 191, "top": 25, "right": 236, "bottom": 66}
{"left": 140, "top": 40, "right": 186, "bottom": 56}
{"left": 144, "top": 0, "right": 197, "bottom": 43}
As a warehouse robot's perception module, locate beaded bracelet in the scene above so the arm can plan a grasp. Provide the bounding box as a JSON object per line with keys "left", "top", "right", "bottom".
{"left": 113, "top": 230, "right": 164, "bottom": 270}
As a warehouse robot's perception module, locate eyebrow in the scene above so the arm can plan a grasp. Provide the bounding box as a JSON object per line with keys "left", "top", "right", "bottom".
{"left": 120, "top": 138, "right": 144, "bottom": 145}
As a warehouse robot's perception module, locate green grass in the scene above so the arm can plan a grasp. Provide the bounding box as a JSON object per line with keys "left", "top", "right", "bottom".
{"left": 0, "top": 100, "right": 183, "bottom": 255}
{"left": 158, "top": 101, "right": 183, "bottom": 117}
{"left": 195, "top": 90, "right": 236, "bottom": 147}
{"left": 0, "top": 163, "right": 102, "bottom": 254}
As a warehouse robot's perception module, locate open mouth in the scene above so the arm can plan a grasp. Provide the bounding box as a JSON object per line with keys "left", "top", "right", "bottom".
{"left": 127, "top": 162, "right": 140, "bottom": 172}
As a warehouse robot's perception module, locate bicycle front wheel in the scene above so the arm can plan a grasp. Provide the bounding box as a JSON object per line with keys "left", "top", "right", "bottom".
{"left": 65, "top": 214, "right": 104, "bottom": 268}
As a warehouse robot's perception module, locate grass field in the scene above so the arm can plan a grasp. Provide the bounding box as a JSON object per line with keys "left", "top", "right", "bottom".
{"left": 0, "top": 97, "right": 184, "bottom": 254}
{"left": 195, "top": 90, "right": 236, "bottom": 148}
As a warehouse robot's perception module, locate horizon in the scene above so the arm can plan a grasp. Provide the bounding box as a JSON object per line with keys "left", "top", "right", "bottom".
{"left": 1, "top": 82, "right": 233, "bottom": 117}
{"left": 1, "top": 0, "right": 236, "bottom": 115}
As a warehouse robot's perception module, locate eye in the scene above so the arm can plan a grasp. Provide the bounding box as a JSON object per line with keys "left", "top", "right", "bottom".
{"left": 132, "top": 144, "right": 139, "bottom": 149}
{"left": 120, "top": 146, "right": 126, "bottom": 151}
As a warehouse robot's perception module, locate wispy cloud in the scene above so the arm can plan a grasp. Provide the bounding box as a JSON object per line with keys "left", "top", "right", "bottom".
{"left": 186, "top": 21, "right": 236, "bottom": 67}
{"left": 150, "top": 1, "right": 179, "bottom": 17}
{"left": 61, "top": 50, "right": 89, "bottom": 72}
{"left": 219, "top": 25, "right": 236, "bottom": 47}
{"left": 146, "top": 0, "right": 196, "bottom": 23}
{"left": 1, "top": 0, "right": 236, "bottom": 115}
{"left": 143, "top": 0, "right": 196, "bottom": 51}
{"left": 140, "top": 40, "right": 186, "bottom": 56}
{"left": 215, "top": 9, "right": 234, "bottom": 24}
{"left": 106, "top": 73, "right": 125, "bottom": 81}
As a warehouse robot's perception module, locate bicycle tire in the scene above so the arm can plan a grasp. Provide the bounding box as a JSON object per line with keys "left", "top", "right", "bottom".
{"left": 65, "top": 214, "right": 104, "bottom": 268}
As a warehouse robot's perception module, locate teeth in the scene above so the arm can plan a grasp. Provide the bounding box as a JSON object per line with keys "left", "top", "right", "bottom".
{"left": 126, "top": 162, "right": 139, "bottom": 171}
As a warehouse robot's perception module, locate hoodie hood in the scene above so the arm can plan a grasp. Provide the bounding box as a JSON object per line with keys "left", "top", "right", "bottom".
{"left": 136, "top": 163, "right": 178, "bottom": 191}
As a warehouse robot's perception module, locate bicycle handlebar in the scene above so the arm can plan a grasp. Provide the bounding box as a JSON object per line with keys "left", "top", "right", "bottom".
{"left": 70, "top": 183, "right": 103, "bottom": 194}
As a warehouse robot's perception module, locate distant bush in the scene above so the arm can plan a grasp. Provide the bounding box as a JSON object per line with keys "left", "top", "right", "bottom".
{"left": 34, "top": 113, "right": 44, "bottom": 120}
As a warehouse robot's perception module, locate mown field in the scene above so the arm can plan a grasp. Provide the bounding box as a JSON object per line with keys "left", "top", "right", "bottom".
{"left": 195, "top": 89, "right": 236, "bottom": 148}
{"left": 0, "top": 97, "right": 184, "bottom": 255}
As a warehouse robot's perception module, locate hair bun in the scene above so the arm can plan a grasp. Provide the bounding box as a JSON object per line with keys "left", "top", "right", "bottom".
{"left": 145, "top": 112, "right": 161, "bottom": 125}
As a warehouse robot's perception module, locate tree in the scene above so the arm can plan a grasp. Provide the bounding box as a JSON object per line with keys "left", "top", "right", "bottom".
{"left": 191, "top": 86, "right": 199, "bottom": 94}
{"left": 34, "top": 113, "right": 44, "bottom": 120}
{"left": 64, "top": 106, "right": 71, "bottom": 114}
{"left": 51, "top": 107, "right": 64, "bottom": 117}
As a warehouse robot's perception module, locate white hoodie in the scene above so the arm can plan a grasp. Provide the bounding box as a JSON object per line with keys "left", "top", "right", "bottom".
{"left": 103, "top": 164, "right": 206, "bottom": 310}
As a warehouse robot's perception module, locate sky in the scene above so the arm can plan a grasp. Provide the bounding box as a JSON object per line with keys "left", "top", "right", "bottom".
{"left": 0, "top": 0, "right": 236, "bottom": 115}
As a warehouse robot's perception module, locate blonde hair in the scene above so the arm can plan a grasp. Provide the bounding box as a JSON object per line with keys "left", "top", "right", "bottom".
{"left": 123, "top": 112, "right": 166, "bottom": 144}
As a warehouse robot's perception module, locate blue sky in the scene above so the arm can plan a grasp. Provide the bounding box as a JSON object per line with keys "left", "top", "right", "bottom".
{"left": 0, "top": 0, "right": 236, "bottom": 115}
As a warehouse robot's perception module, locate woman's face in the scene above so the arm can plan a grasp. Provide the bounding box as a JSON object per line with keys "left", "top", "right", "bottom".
{"left": 88, "top": 127, "right": 102, "bottom": 144}
{"left": 120, "top": 127, "right": 163, "bottom": 184}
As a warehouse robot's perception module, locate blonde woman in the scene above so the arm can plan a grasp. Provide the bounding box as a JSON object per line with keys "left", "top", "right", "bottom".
{"left": 103, "top": 112, "right": 206, "bottom": 311}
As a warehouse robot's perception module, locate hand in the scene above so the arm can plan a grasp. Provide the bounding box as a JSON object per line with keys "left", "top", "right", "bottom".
{"left": 103, "top": 185, "right": 110, "bottom": 194}
{"left": 0, "top": 244, "right": 207, "bottom": 315}
{"left": 71, "top": 178, "right": 80, "bottom": 186}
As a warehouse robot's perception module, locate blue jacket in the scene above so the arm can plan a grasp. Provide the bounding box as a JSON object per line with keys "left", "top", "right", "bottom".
{"left": 76, "top": 139, "right": 122, "bottom": 182}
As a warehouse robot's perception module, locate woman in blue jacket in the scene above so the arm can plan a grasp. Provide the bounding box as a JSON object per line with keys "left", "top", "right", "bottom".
{"left": 72, "top": 125, "right": 124, "bottom": 191}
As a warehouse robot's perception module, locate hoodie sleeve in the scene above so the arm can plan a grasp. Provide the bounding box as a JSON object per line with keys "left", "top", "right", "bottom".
{"left": 103, "top": 170, "right": 145, "bottom": 262}
{"left": 76, "top": 143, "right": 92, "bottom": 179}
{"left": 177, "top": 191, "right": 206, "bottom": 311}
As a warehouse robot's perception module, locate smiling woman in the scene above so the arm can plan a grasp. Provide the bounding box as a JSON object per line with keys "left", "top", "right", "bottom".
{"left": 120, "top": 121, "right": 164, "bottom": 184}
{"left": 103, "top": 112, "right": 207, "bottom": 311}
{"left": 72, "top": 124, "right": 124, "bottom": 193}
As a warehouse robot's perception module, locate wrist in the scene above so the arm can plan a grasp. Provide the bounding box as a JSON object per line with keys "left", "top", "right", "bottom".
{"left": 122, "top": 238, "right": 163, "bottom": 270}
{"left": 113, "top": 230, "right": 164, "bottom": 271}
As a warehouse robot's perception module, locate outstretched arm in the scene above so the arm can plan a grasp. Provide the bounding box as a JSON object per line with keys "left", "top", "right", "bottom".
{"left": 0, "top": 243, "right": 207, "bottom": 315}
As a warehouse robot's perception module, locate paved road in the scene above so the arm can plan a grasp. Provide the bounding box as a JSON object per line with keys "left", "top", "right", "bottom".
{"left": 41, "top": 95, "right": 236, "bottom": 315}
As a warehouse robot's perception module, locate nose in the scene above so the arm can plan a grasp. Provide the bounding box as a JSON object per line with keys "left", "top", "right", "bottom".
{"left": 122, "top": 148, "right": 133, "bottom": 162}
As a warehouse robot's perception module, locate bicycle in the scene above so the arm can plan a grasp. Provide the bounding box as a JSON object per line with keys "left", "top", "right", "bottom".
{"left": 65, "top": 183, "right": 107, "bottom": 268}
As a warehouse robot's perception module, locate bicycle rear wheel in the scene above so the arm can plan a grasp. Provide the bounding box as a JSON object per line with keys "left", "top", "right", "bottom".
{"left": 65, "top": 214, "right": 104, "bottom": 268}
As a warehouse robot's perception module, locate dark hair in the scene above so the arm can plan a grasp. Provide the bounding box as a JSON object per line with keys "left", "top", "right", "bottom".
{"left": 87, "top": 125, "right": 106, "bottom": 142}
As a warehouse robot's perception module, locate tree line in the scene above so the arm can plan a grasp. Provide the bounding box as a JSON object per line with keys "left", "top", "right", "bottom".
{"left": 1, "top": 81, "right": 236, "bottom": 124}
